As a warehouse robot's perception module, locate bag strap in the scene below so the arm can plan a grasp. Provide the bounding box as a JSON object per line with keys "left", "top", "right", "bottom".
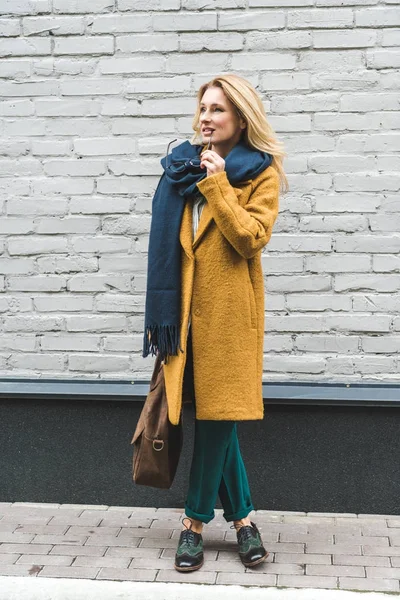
{"left": 149, "top": 353, "right": 163, "bottom": 388}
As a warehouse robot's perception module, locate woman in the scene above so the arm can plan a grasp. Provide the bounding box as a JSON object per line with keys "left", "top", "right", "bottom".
{"left": 143, "top": 74, "right": 288, "bottom": 572}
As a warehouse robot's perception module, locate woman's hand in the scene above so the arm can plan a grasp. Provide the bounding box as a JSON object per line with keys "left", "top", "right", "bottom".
{"left": 200, "top": 150, "right": 225, "bottom": 177}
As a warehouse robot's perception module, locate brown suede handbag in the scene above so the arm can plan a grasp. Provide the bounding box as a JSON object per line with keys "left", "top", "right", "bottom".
{"left": 130, "top": 353, "right": 183, "bottom": 489}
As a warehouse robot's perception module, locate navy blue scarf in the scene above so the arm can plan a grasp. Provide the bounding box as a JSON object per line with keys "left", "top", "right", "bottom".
{"left": 142, "top": 139, "right": 273, "bottom": 362}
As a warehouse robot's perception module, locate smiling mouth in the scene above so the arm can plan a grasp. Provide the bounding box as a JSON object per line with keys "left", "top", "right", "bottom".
{"left": 202, "top": 129, "right": 214, "bottom": 134}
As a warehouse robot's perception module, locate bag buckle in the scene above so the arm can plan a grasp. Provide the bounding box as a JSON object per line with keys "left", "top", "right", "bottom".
{"left": 153, "top": 439, "right": 164, "bottom": 451}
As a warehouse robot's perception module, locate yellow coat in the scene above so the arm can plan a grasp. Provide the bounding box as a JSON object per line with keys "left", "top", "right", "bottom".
{"left": 163, "top": 165, "right": 280, "bottom": 425}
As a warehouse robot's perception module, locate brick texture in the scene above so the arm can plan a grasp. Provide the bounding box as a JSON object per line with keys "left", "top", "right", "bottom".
{"left": 0, "top": 504, "right": 399, "bottom": 591}
{"left": 0, "top": 4, "right": 399, "bottom": 380}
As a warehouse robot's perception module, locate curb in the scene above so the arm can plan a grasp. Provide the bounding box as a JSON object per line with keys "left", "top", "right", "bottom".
{"left": 0, "top": 577, "right": 397, "bottom": 600}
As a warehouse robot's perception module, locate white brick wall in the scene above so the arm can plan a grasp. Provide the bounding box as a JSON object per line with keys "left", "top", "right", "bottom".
{"left": 0, "top": 1, "right": 399, "bottom": 381}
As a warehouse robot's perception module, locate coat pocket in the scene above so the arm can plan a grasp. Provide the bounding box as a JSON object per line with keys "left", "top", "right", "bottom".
{"left": 247, "top": 274, "right": 257, "bottom": 329}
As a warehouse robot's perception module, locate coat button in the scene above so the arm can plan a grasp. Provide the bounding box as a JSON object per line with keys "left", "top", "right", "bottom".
{"left": 194, "top": 308, "right": 201, "bottom": 316}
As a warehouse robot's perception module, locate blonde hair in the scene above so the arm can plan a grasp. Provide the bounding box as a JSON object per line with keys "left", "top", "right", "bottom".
{"left": 191, "top": 74, "right": 289, "bottom": 194}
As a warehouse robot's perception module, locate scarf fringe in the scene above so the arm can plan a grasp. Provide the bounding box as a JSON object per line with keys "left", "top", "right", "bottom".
{"left": 143, "top": 324, "right": 182, "bottom": 364}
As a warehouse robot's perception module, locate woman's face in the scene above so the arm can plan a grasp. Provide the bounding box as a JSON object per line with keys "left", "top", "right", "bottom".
{"left": 198, "top": 86, "right": 246, "bottom": 156}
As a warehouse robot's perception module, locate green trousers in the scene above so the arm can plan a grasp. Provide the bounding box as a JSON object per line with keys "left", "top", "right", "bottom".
{"left": 183, "top": 328, "right": 255, "bottom": 524}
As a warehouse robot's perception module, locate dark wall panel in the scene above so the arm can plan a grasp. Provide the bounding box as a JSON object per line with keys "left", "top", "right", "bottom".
{"left": 1, "top": 398, "right": 399, "bottom": 514}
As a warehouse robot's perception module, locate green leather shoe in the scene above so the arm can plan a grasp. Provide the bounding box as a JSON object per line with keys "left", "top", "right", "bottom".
{"left": 174, "top": 517, "right": 204, "bottom": 572}
{"left": 234, "top": 521, "right": 269, "bottom": 567}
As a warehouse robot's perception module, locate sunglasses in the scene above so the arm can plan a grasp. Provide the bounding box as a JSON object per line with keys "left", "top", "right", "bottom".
{"left": 165, "top": 132, "right": 213, "bottom": 171}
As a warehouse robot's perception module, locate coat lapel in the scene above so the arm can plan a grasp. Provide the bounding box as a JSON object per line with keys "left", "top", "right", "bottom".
{"left": 180, "top": 185, "right": 246, "bottom": 254}
{"left": 192, "top": 185, "right": 245, "bottom": 251}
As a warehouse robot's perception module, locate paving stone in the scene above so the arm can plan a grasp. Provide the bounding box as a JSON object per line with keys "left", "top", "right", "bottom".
{"left": 309, "top": 524, "right": 362, "bottom": 535}
{"left": 16, "top": 554, "right": 73, "bottom": 566}
{"left": 1, "top": 515, "right": 51, "bottom": 525}
{"left": 139, "top": 537, "right": 178, "bottom": 548}
{"left": 248, "top": 562, "right": 303, "bottom": 575}
{"left": 333, "top": 554, "right": 391, "bottom": 567}
{"left": 307, "top": 513, "right": 357, "bottom": 518}
{"left": 105, "top": 546, "right": 160, "bottom": 558}
{"left": 275, "top": 552, "right": 331, "bottom": 565}
{"left": 0, "top": 532, "right": 35, "bottom": 543}
{"left": 387, "top": 519, "right": 400, "bottom": 528}
{"left": 3, "top": 503, "right": 400, "bottom": 589}
{"left": 335, "top": 534, "right": 389, "bottom": 545}
{"left": 38, "top": 565, "right": 99, "bottom": 579}
{"left": 306, "top": 542, "right": 361, "bottom": 555}
{"left": 389, "top": 535, "right": 400, "bottom": 546}
{"left": 0, "top": 553, "right": 20, "bottom": 564}
{"left": 99, "top": 518, "right": 153, "bottom": 528}
{"left": 363, "top": 545, "right": 400, "bottom": 556}
{"left": 339, "top": 576, "right": 399, "bottom": 592}
{"left": 150, "top": 517, "right": 183, "bottom": 527}
{"left": 14, "top": 524, "right": 69, "bottom": 535}
{"left": 58, "top": 505, "right": 97, "bottom": 512}
{"left": 279, "top": 533, "right": 333, "bottom": 543}
{"left": 205, "top": 560, "right": 244, "bottom": 573}
{"left": 49, "top": 545, "right": 106, "bottom": 556}
{"left": 73, "top": 555, "right": 131, "bottom": 568}
{"left": 67, "top": 526, "right": 121, "bottom": 536}
{"left": 0, "top": 523, "right": 18, "bottom": 532}
{"left": 58, "top": 504, "right": 108, "bottom": 510}
{"left": 358, "top": 517, "right": 390, "bottom": 525}
{"left": 258, "top": 510, "right": 306, "bottom": 516}
{"left": 49, "top": 516, "right": 103, "bottom": 527}
{"left": 340, "top": 517, "right": 382, "bottom": 526}
{"left": 0, "top": 564, "right": 44, "bottom": 577}
{"left": 357, "top": 514, "right": 392, "bottom": 519}
{"left": 259, "top": 542, "right": 305, "bottom": 553}
{"left": 251, "top": 517, "right": 282, "bottom": 525}
{"left": 32, "top": 534, "right": 88, "bottom": 545}
{"left": 283, "top": 516, "right": 335, "bottom": 525}
{"left": 366, "top": 566, "right": 400, "bottom": 578}
{"left": 85, "top": 535, "right": 141, "bottom": 547}
{"left": 80, "top": 509, "right": 117, "bottom": 519}
{"left": 361, "top": 525, "right": 392, "bottom": 536}
{"left": 198, "top": 539, "right": 229, "bottom": 553}
{"left": 306, "top": 563, "right": 365, "bottom": 577}
{"left": 12, "top": 503, "right": 61, "bottom": 509}
{"left": 358, "top": 525, "right": 391, "bottom": 535}
{"left": 254, "top": 523, "right": 309, "bottom": 534}
{"left": 217, "top": 572, "right": 276, "bottom": 586}
{"left": 156, "top": 568, "right": 217, "bottom": 583}
{"left": 251, "top": 512, "right": 282, "bottom": 522}
{"left": 0, "top": 544, "right": 52, "bottom": 554}
{"left": 5, "top": 508, "right": 74, "bottom": 518}
{"left": 108, "top": 507, "right": 157, "bottom": 514}
{"left": 99, "top": 566, "right": 151, "bottom": 584}
{"left": 250, "top": 517, "right": 283, "bottom": 526}
{"left": 278, "top": 574, "right": 338, "bottom": 588}
{"left": 120, "top": 527, "right": 172, "bottom": 539}
{"left": 129, "top": 557, "right": 174, "bottom": 570}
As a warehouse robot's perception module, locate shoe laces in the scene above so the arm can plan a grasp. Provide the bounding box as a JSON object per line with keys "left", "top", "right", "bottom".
{"left": 231, "top": 522, "right": 254, "bottom": 543}
{"left": 239, "top": 526, "right": 254, "bottom": 543}
{"left": 180, "top": 517, "right": 198, "bottom": 545}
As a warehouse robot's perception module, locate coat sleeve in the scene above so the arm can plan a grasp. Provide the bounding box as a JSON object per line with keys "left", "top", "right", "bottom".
{"left": 195, "top": 165, "right": 280, "bottom": 259}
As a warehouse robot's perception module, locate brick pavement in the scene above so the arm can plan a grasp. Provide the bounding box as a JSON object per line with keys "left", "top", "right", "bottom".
{"left": 0, "top": 503, "right": 399, "bottom": 593}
